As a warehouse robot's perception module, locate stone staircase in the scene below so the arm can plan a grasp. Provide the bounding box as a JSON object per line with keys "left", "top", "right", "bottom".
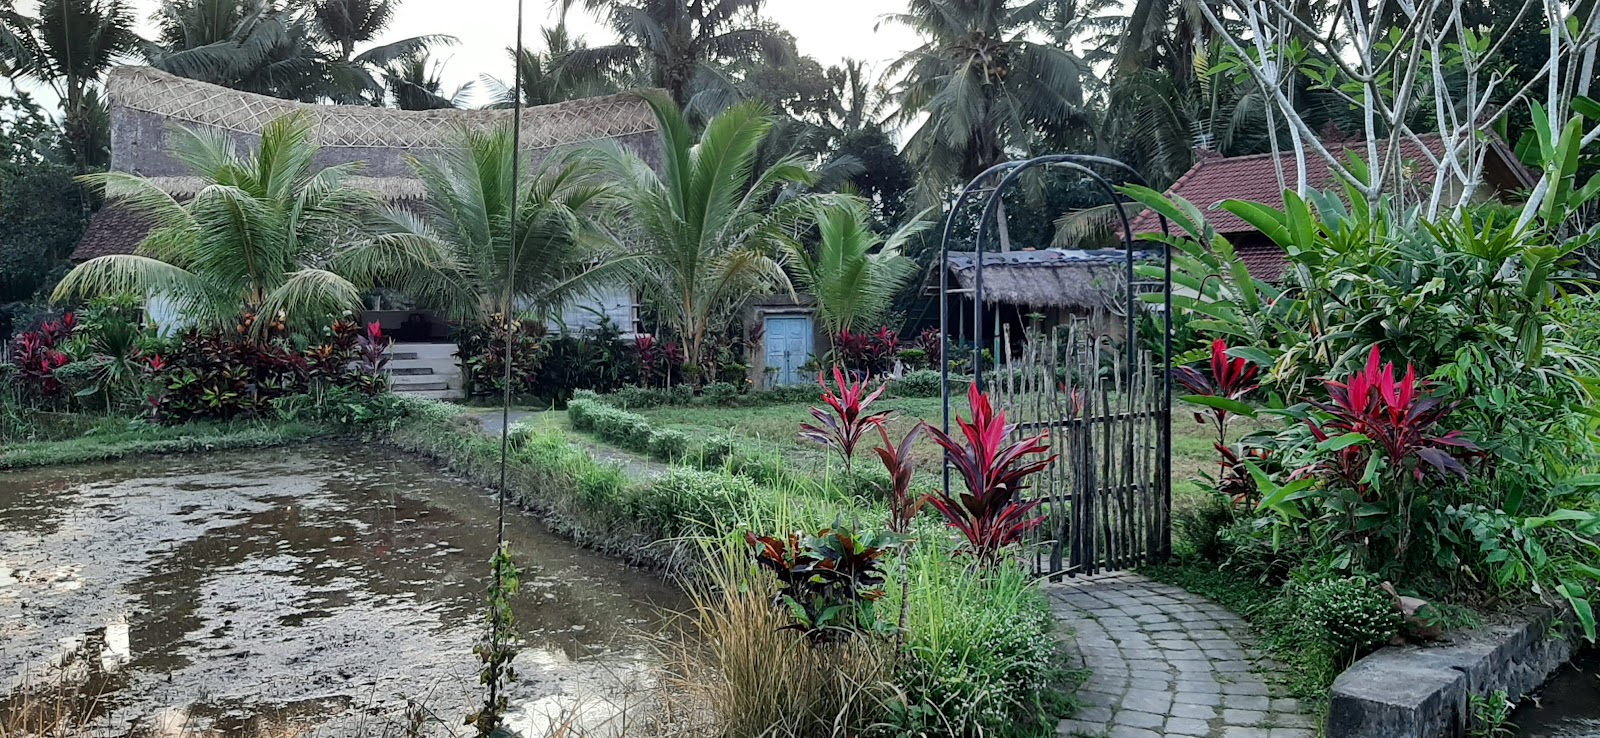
{"left": 384, "top": 342, "right": 462, "bottom": 401}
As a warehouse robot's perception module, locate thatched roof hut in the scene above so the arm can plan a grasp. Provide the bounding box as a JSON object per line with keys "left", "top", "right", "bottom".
{"left": 929, "top": 248, "right": 1157, "bottom": 312}
{"left": 73, "top": 66, "right": 663, "bottom": 260}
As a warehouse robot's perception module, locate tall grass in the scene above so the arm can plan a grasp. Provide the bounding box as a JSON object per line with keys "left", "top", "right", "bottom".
{"left": 661, "top": 539, "right": 894, "bottom": 738}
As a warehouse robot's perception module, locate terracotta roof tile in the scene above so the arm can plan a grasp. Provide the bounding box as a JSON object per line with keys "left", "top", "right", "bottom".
{"left": 1127, "top": 134, "right": 1530, "bottom": 235}
{"left": 71, "top": 205, "right": 155, "bottom": 261}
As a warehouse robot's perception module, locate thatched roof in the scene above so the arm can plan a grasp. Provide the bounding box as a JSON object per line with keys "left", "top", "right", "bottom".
{"left": 931, "top": 249, "right": 1157, "bottom": 310}
{"left": 73, "top": 67, "right": 663, "bottom": 260}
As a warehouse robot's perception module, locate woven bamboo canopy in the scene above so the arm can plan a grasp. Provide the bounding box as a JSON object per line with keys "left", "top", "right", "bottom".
{"left": 75, "top": 67, "right": 662, "bottom": 260}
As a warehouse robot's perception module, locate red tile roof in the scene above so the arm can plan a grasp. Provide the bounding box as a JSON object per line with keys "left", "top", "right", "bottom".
{"left": 1128, "top": 134, "right": 1532, "bottom": 236}
{"left": 71, "top": 205, "right": 155, "bottom": 261}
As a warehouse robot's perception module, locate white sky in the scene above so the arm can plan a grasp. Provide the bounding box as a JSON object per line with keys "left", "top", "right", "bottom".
{"left": 96, "top": 0, "right": 925, "bottom": 108}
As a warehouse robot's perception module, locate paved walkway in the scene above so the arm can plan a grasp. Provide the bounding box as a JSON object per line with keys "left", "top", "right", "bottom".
{"left": 1047, "top": 572, "right": 1318, "bottom": 738}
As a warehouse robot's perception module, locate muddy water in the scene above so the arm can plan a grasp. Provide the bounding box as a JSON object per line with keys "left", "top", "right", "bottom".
{"left": 0, "top": 447, "right": 687, "bottom": 735}
{"left": 1512, "top": 649, "right": 1600, "bottom": 738}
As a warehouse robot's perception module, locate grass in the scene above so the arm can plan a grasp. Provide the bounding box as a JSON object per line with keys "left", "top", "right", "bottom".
{"left": 0, "top": 418, "right": 325, "bottom": 469}
{"left": 628, "top": 396, "right": 1230, "bottom": 508}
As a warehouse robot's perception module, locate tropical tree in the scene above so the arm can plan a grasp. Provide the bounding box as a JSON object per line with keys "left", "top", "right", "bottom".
{"left": 886, "top": 0, "right": 1095, "bottom": 191}
{"left": 143, "top": 0, "right": 336, "bottom": 101}
{"left": 373, "top": 125, "right": 624, "bottom": 322}
{"left": 383, "top": 51, "right": 467, "bottom": 110}
{"left": 480, "top": 24, "right": 624, "bottom": 109}
{"left": 306, "top": 0, "right": 452, "bottom": 102}
{"left": 602, "top": 91, "right": 817, "bottom": 377}
{"left": 784, "top": 197, "right": 927, "bottom": 337}
{"left": 3, "top": 0, "right": 138, "bottom": 171}
{"left": 561, "top": 0, "right": 789, "bottom": 114}
{"left": 52, "top": 113, "right": 415, "bottom": 333}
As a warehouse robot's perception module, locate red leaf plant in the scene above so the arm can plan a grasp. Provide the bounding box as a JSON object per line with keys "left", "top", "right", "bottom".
{"left": 1301, "top": 346, "right": 1479, "bottom": 563}
{"left": 1305, "top": 346, "right": 1478, "bottom": 488}
{"left": 1172, "top": 338, "right": 1260, "bottom": 439}
{"left": 800, "top": 367, "right": 891, "bottom": 471}
{"left": 924, "top": 382, "right": 1057, "bottom": 564}
{"left": 872, "top": 423, "right": 926, "bottom": 534}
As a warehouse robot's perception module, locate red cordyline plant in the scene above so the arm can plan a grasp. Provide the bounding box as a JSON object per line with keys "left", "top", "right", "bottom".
{"left": 1302, "top": 346, "right": 1479, "bottom": 562}
{"left": 924, "top": 382, "right": 1056, "bottom": 564}
{"left": 872, "top": 422, "right": 924, "bottom": 646}
{"left": 1173, "top": 338, "right": 1261, "bottom": 446}
{"left": 1306, "top": 346, "right": 1478, "bottom": 485}
{"left": 800, "top": 367, "right": 890, "bottom": 473}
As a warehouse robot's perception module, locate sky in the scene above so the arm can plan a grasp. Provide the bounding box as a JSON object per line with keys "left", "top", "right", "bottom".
{"left": 100, "top": 0, "right": 927, "bottom": 108}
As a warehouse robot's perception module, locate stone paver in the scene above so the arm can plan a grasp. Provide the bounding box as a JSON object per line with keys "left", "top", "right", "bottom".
{"left": 1050, "top": 572, "right": 1316, "bottom": 738}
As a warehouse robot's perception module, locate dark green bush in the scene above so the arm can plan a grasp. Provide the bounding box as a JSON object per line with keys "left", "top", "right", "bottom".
{"left": 702, "top": 381, "right": 741, "bottom": 405}
{"left": 890, "top": 369, "right": 944, "bottom": 398}
{"left": 629, "top": 467, "right": 764, "bottom": 536}
{"left": 1174, "top": 492, "right": 1238, "bottom": 562}
{"left": 648, "top": 428, "right": 691, "bottom": 460}
{"left": 1293, "top": 576, "right": 1401, "bottom": 659}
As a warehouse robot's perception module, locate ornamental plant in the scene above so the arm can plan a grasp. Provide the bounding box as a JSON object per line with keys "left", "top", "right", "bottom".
{"left": 924, "top": 382, "right": 1055, "bottom": 564}
{"left": 10, "top": 314, "right": 74, "bottom": 400}
{"left": 800, "top": 367, "right": 891, "bottom": 473}
{"left": 748, "top": 525, "right": 898, "bottom": 643}
{"left": 1301, "top": 346, "right": 1479, "bottom": 564}
{"left": 1173, "top": 337, "right": 1261, "bottom": 448}
{"left": 835, "top": 327, "right": 900, "bottom": 375}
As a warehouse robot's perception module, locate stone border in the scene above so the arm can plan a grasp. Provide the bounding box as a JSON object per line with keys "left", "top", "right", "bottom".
{"left": 1327, "top": 607, "right": 1580, "bottom": 738}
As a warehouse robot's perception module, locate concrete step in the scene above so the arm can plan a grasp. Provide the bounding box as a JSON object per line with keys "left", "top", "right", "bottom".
{"left": 394, "top": 381, "right": 450, "bottom": 392}
{"left": 385, "top": 366, "right": 435, "bottom": 376}
{"left": 401, "top": 389, "right": 461, "bottom": 401}
{"left": 387, "top": 342, "right": 457, "bottom": 360}
{"left": 388, "top": 352, "right": 419, "bottom": 361}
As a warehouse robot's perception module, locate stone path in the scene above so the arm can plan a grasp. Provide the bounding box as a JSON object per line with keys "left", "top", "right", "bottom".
{"left": 1048, "top": 572, "right": 1318, "bottom": 738}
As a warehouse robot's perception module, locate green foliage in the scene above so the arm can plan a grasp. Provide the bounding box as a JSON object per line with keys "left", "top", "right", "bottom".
{"left": 648, "top": 428, "right": 691, "bottom": 461}
{"left": 0, "top": 94, "right": 85, "bottom": 304}
{"left": 782, "top": 197, "right": 927, "bottom": 336}
{"left": 57, "top": 114, "right": 396, "bottom": 332}
{"left": 701, "top": 381, "right": 741, "bottom": 406}
{"left": 748, "top": 525, "right": 899, "bottom": 643}
{"left": 890, "top": 369, "right": 944, "bottom": 398}
{"left": 0, "top": 418, "right": 324, "bottom": 469}
{"left": 455, "top": 317, "right": 548, "bottom": 400}
{"left": 885, "top": 550, "right": 1067, "bottom": 737}
{"left": 601, "top": 93, "right": 817, "bottom": 373}
{"left": 1468, "top": 690, "right": 1516, "bottom": 738}
{"left": 1290, "top": 576, "right": 1402, "bottom": 660}
{"left": 470, "top": 542, "right": 520, "bottom": 736}
{"left": 1128, "top": 182, "right": 1600, "bottom": 640}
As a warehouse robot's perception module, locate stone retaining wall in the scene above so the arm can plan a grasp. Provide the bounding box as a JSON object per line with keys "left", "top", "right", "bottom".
{"left": 1327, "top": 607, "right": 1579, "bottom": 738}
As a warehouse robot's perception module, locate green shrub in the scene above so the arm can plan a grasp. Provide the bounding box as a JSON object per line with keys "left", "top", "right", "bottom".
{"left": 891, "top": 369, "right": 944, "bottom": 398}
{"left": 610, "top": 385, "right": 667, "bottom": 410}
{"left": 702, "top": 381, "right": 741, "bottom": 405}
{"left": 648, "top": 428, "right": 691, "bottom": 461}
{"left": 887, "top": 551, "right": 1064, "bottom": 737}
{"left": 1293, "top": 577, "right": 1402, "bottom": 659}
{"left": 696, "top": 435, "right": 737, "bottom": 466}
{"left": 1174, "top": 492, "right": 1238, "bottom": 562}
{"left": 630, "top": 468, "right": 765, "bottom": 536}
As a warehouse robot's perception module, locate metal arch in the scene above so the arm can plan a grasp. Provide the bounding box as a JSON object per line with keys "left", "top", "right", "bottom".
{"left": 935, "top": 153, "right": 1178, "bottom": 561}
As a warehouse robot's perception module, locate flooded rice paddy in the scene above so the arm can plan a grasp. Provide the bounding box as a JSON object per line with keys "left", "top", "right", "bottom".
{"left": 0, "top": 447, "right": 686, "bottom": 736}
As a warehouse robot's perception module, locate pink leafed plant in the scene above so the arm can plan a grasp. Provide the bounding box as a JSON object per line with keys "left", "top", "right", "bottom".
{"left": 924, "top": 382, "right": 1056, "bottom": 564}
{"left": 800, "top": 367, "right": 891, "bottom": 471}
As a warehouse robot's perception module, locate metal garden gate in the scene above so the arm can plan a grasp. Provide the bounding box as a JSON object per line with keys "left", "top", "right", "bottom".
{"left": 937, "top": 155, "right": 1174, "bottom": 578}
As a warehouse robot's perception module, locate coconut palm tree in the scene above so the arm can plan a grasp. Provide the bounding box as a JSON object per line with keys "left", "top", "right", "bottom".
{"left": 886, "top": 0, "right": 1095, "bottom": 191}
{"left": 143, "top": 0, "right": 337, "bottom": 101}
{"left": 602, "top": 91, "right": 818, "bottom": 378}
{"left": 307, "top": 0, "right": 453, "bottom": 102}
{"left": 383, "top": 51, "right": 470, "bottom": 110}
{"left": 784, "top": 197, "right": 928, "bottom": 337}
{"left": 2, "top": 0, "right": 138, "bottom": 171}
{"left": 560, "top": 0, "right": 788, "bottom": 114}
{"left": 479, "top": 24, "right": 624, "bottom": 109}
{"left": 372, "top": 125, "right": 624, "bottom": 323}
{"left": 52, "top": 113, "right": 426, "bottom": 333}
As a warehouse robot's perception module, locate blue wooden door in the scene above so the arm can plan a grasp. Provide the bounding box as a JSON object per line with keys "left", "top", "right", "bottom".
{"left": 763, "top": 315, "right": 814, "bottom": 386}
